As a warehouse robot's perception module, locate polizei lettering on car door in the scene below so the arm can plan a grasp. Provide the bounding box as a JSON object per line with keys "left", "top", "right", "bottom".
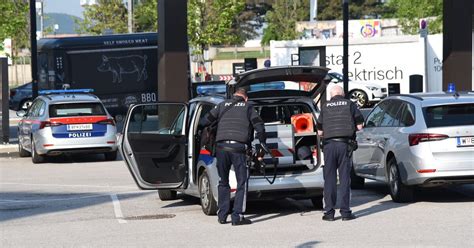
{"left": 68, "top": 132, "right": 93, "bottom": 138}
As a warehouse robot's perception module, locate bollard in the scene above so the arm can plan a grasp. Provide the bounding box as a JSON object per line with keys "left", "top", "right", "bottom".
{"left": 0, "top": 57, "right": 9, "bottom": 144}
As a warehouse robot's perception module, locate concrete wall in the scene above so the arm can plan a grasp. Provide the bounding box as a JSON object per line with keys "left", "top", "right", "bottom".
{"left": 8, "top": 64, "right": 31, "bottom": 86}
{"left": 209, "top": 58, "right": 268, "bottom": 75}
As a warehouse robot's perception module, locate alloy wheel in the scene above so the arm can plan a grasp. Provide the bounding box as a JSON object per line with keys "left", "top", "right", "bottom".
{"left": 200, "top": 176, "right": 210, "bottom": 209}
{"left": 389, "top": 163, "right": 399, "bottom": 196}
{"left": 350, "top": 90, "right": 367, "bottom": 107}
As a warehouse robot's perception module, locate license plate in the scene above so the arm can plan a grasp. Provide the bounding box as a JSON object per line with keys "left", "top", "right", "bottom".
{"left": 67, "top": 124, "right": 93, "bottom": 131}
{"left": 457, "top": 136, "right": 474, "bottom": 147}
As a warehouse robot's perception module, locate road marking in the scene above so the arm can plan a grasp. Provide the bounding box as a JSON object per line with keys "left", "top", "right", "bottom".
{"left": 0, "top": 182, "right": 137, "bottom": 190}
{"left": 0, "top": 191, "right": 149, "bottom": 203}
{"left": 110, "top": 194, "right": 127, "bottom": 224}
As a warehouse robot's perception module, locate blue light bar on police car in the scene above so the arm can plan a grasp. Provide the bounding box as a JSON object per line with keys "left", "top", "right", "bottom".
{"left": 249, "top": 82, "right": 285, "bottom": 92}
{"left": 196, "top": 84, "right": 226, "bottom": 95}
{"left": 39, "top": 89, "right": 94, "bottom": 95}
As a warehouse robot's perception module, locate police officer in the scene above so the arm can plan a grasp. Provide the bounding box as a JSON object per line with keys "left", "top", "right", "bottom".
{"left": 201, "top": 88, "right": 266, "bottom": 225}
{"left": 316, "top": 85, "right": 364, "bottom": 221}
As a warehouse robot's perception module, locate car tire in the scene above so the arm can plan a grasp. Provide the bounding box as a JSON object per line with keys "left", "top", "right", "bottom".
{"left": 310, "top": 196, "right": 324, "bottom": 210}
{"left": 349, "top": 90, "right": 368, "bottom": 108}
{"left": 104, "top": 151, "right": 117, "bottom": 161}
{"left": 18, "top": 140, "right": 30, "bottom": 157}
{"left": 199, "top": 170, "right": 218, "bottom": 215}
{"left": 388, "top": 157, "right": 414, "bottom": 203}
{"left": 31, "top": 138, "right": 45, "bottom": 164}
{"left": 350, "top": 166, "right": 365, "bottom": 189}
{"left": 157, "top": 190, "right": 177, "bottom": 201}
{"left": 20, "top": 99, "right": 32, "bottom": 110}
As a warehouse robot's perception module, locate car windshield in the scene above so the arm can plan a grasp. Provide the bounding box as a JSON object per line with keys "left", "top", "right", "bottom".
{"left": 49, "top": 102, "right": 106, "bottom": 117}
{"left": 423, "top": 103, "right": 474, "bottom": 128}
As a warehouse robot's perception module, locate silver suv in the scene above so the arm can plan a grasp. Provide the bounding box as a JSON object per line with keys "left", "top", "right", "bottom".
{"left": 120, "top": 66, "right": 329, "bottom": 215}
{"left": 352, "top": 92, "right": 474, "bottom": 202}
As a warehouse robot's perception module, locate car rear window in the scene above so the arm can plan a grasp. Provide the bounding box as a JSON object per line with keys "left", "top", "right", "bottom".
{"left": 49, "top": 102, "right": 106, "bottom": 117}
{"left": 423, "top": 103, "right": 474, "bottom": 128}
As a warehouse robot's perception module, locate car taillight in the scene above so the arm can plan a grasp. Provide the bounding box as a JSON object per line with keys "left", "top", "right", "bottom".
{"left": 97, "top": 118, "right": 115, "bottom": 126}
{"left": 408, "top": 133, "right": 449, "bottom": 146}
{"left": 9, "top": 90, "right": 16, "bottom": 97}
{"left": 39, "top": 121, "right": 62, "bottom": 129}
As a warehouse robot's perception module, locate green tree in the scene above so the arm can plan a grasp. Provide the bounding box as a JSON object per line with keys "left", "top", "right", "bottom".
{"left": 0, "top": 0, "right": 29, "bottom": 60}
{"left": 261, "top": 0, "right": 309, "bottom": 45}
{"left": 76, "top": 0, "right": 128, "bottom": 35}
{"left": 188, "top": 0, "right": 245, "bottom": 55}
{"left": 229, "top": 3, "right": 271, "bottom": 45}
{"left": 385, "top": 0, "right": 443, "bottom": 34}
{"left": 134, "top": 0, "right": 157, "bottom": 32}
{"left": 317, "top": 0, "right": 390, "bottom": 20}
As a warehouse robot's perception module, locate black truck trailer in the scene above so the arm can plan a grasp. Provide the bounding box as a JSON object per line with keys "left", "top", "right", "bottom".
{"left": 37, "top": 33, "right": 158, "bottom": 120}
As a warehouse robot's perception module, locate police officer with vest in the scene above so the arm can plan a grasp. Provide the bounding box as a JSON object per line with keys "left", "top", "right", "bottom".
{"left": 201, "top": 88, "right": 266, "bottom": 225}
{"left": 316, "top": 85, "right": 364, "bottom": 221}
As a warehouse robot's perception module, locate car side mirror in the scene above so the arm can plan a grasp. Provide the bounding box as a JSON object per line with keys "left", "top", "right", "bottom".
{"left": 16, "top": 110, "right": 27, "bottom": 117}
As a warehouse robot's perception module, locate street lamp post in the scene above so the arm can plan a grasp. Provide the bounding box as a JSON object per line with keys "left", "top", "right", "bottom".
{"left": 342, "top": 0, "right": 349, "bottom": 98}
{"left": 29, "top": 0, "right": 38, "bottom": 98}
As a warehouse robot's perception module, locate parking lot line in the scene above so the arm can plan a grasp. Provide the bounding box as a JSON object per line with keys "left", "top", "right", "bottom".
{"left": 110, "top": 194, "right": 127, "bottom": 224}
{"left": 0, "top": 182, "right": 137, "bottom": 190}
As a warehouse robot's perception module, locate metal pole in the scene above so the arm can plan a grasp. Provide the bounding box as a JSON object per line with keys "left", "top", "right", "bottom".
{"left": 30, "top": 0, "right": 38, "bottom": 99}
{"left": 342, "top": 0, "right": 349, "bottom": 98}
{"left": 38, "top": 1, "right": 44, "bottom": 38}
{"left": 0, "top": 58, "right": 9, "bottom": 144}
{"left": 128, "top": 0, "right": 133, "bottom": 33}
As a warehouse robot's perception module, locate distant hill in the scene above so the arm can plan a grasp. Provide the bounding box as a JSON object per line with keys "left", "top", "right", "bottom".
{"left": 37, "top": 13, "right": 83, "bottom": 34}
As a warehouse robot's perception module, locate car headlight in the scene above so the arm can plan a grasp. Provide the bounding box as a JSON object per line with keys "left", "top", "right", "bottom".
{"left": 365, "top": 86, "right": 379, "bottom": 91}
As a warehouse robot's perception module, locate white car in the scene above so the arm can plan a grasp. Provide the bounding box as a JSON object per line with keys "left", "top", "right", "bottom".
{"left": 327, "top": 72, "right": 387, "bottom": 108}
{"left": 17, "top": 89, "right": 118, "bottom": 163}
{"left": 120, "top": 66, "right": 329, "bottom": 215}
{"left": 352, "top": 92, "right": 474, "bottom": 202}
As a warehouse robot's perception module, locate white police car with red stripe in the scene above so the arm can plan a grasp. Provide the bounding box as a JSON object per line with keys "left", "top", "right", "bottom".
{"left": 120, "top": 66, "right": 329, "bottom": 215}
{"left": 16, "top": 89, "right": 118, "bottom": 163}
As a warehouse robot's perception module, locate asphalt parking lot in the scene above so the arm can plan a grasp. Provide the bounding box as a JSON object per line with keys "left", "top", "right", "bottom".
{"left": 1, "top": 154, "right": 473, "bottom": 247}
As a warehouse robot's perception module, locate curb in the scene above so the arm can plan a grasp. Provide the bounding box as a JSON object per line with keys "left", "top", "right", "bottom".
{"left": 0, "top": 144, "right": 17, "bottom": 154}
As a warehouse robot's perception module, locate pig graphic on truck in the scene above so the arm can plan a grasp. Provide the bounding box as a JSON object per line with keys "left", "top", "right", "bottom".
{"left": 97, "top": 55, "right": 148, "bottom": 83}
{"left": 37, "top": 33, "right": 159, "bottom": 119}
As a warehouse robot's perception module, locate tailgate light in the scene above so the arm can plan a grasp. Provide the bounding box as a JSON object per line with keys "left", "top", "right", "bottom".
{"left": 417, "top": 169, "right": 436, "bottom": 173}
{"left": 39, "top": 121, "right": 63, "bottom": 129}
{"left": 43, "top": 144, "right": 54, "bottom": 147}
{"left": 408, "top": 133, "right": 449, "bottom": 146}
{"left": 107, "top": 141, "right": 116, "bottom": 144}
{"left": 97, "top": 118, "right": 116, "bottom": 126}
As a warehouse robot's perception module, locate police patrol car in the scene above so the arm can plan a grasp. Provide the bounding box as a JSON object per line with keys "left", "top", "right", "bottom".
{"left": 120, "top": 66, "right": 330, "bottom": 215}
{"left": 16, "top": 89, "right": 118, "bottom": 163}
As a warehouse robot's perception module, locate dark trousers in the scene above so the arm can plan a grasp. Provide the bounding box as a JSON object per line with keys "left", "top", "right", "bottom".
{"left": 323, "top": 140, "right": 352, "bottom": 217}
{"left": 216, "top": 143, "right": 248, "bottom": 222}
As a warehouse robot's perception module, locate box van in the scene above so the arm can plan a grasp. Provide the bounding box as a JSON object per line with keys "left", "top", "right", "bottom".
{"left": 37, "top": 33, "right": 159, "bottom": 119}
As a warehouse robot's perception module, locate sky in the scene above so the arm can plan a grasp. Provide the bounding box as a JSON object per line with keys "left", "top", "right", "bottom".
{"left": 42, "top": 0, "right": 85, "bottom": 18}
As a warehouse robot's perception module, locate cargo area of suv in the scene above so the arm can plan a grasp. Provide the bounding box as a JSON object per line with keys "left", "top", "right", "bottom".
{"left": 249, "top": 100, "right": 321, "bottom": 176}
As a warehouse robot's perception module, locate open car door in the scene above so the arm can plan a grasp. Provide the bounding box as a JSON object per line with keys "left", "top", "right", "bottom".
{"left": 120, "top": 103, "right": 188, "bottom": 190}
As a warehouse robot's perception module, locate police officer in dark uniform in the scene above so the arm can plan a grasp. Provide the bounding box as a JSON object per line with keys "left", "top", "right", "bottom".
{"left": 201, "top": 88, "right": 266, "bottom": 225}
{"left": 316, "top": 85, "right": 364, "bottom": 221}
